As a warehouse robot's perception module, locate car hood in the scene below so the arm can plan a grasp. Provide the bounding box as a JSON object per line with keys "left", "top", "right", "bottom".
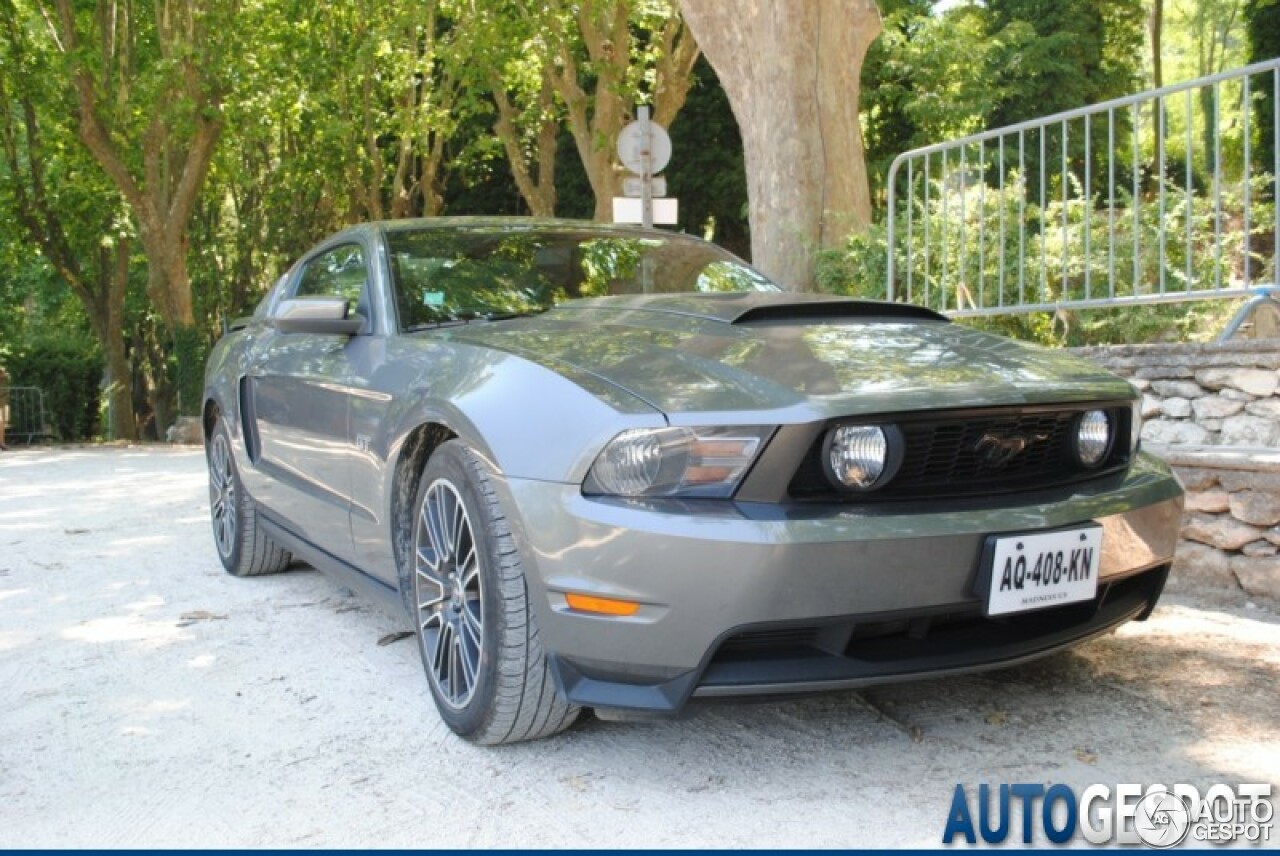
{"left": 440, "top": 293, "right": 1134, "bottom": 421}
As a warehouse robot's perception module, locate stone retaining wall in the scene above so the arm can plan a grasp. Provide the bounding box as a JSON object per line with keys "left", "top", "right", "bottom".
{"left": 1073, "top": 340, "right": 1280, "bottom": 447}
{"left": 1071, "top": 341, "right": 1279, "bottom": 600}
{"left": 1152, "top": 446, "right": 1280, "bottom": 600}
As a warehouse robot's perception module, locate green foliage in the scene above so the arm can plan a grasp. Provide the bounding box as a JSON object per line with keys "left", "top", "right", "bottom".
{"left": 862, "top": 0, "right": 1145, "bottom": 212}
{"left": 170, "top": 326, "right": 207, "bottom": 419}
{"left": 815, "top": 223, "right": 891, "bottom": 299}
{"left": 6, "top": 331, "right": 101, "bottom": 441}
{"left": 985, "top": 0, "right": 1144, "bottom": 126}
{"left": 1245, "top": 0, "right": 1280, "bottom": 182}
{"left": 818, "top": 168, "right": 1274, "bottom": 345}
{"left": 863, "top": 1, "right": 1000, "bottom": 194}
{"left": 3, "top": 0, "right": 1270, "bottom": 441}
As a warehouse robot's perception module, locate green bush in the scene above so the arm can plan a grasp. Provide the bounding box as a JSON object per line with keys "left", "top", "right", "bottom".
{"left": 6, "top": 333, "right": 102, "bottom": 441}
{"left": 817, "top": 169, "right": 1274, "bottom": 346}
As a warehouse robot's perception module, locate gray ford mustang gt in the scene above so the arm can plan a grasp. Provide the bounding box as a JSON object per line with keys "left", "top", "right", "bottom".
{"left": 203, "top": 218, "right": 1184, "bottom": 744}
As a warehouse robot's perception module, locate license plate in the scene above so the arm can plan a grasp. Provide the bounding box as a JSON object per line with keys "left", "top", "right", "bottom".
{"left": 980, "top": 526, "right": 1103, "bottom": 616}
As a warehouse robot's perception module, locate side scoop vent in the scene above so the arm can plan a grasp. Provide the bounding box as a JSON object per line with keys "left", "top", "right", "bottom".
{"left": 731, "top": 300, "right": 948, "bottom": 326}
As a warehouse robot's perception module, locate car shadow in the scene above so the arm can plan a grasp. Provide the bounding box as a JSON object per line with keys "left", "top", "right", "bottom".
{"left": 519, "top": 596, "right": 1279, "bottom": 800}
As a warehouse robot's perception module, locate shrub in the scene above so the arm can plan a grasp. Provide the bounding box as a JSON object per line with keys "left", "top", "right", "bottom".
{"left": 817, "top": 169, "right": 1274, "bottom": 346}
{"left": 6, "top": 333, "right": 102, "bottom": 441}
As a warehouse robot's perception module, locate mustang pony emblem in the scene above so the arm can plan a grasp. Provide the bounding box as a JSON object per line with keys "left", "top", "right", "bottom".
{"left": 975, "top": 431, "right": 1049, "bottom": 469}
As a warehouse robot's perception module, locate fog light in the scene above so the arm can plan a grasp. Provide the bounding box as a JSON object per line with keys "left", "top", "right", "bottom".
{"left": 824, "top": 425, "right": 900, "bottom": 490}
{"left": 1075, "top": 409, "right": 1113, "bottom": 467}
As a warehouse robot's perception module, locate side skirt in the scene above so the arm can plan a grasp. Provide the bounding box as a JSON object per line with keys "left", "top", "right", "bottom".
{"left": 260, "top": 513, "right": 407, "bottom": 622}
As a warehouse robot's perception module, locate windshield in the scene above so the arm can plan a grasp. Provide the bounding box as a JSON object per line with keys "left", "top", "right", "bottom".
{"left": 385, "top": 226, "right": 779, "bottom": 331}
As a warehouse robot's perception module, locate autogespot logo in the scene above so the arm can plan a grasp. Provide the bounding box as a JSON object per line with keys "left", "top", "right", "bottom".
{"left": 942, "top": 782, "right": 1274, "bottom": 847}
{"left": 1133, "top": 791, "right": 1192, "bottom": 848}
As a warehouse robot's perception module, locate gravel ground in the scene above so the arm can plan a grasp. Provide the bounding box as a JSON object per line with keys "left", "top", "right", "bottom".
{"left": 1, "top": 446, "right": 1277, "bottom": 848}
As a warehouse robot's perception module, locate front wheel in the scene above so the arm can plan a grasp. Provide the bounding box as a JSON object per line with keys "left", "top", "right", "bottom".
{"left": 411, "top": 440, "right": 579, "bottom": 744}
{"left": 207, "top": 415, "right": 292, "bottom": 577}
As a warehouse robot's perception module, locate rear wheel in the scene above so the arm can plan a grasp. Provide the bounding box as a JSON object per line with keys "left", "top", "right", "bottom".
{"left": 411, "top": 440, "right": 579, "bottom": 744}
{"left": 207, "top": 415, "right": 292, "bottom": 577}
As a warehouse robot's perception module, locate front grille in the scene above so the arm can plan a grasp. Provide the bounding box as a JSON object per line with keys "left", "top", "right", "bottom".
{"left": 788, "top": 404, "right": 1130, "bottom": 502}
{"left": 716, "top": 627, "right": 819, "bottom": 657}
{"left": 697, "top": 565, "right": 1169, "bottom": 693}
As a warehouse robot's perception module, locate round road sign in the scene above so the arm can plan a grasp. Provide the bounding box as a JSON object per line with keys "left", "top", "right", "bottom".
{"left": 617, "top": 119, "right": 672, "bottom": 175}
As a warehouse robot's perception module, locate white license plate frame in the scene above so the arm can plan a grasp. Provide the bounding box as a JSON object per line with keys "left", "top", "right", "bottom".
{"left": 976, "top": 525, "right": 1104, "bottom": 617}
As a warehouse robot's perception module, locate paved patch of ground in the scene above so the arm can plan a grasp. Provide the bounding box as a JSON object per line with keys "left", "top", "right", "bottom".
{"left": 1, "top": 447, "right": 1277, "bottom": 847}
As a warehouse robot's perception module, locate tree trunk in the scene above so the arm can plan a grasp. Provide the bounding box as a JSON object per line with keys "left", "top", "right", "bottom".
{"left": 0, "top": 49, "right": 138, "bottom": 440}
{"left": 680, "top": 0, "right": 881, "bottom": 290}
{"left": 102, "top": 238, "right": 137, "bottom": 441}
{"left": 103, "top": 332, "right": 137, "bottom": 441}
{"left": 549, "top": 0, "right": 629, "bottom": 222}
{"left": 52, "top": 0, "right": 222, "bottom": 417}
{"left": 491, "top": 78, "right": 558, "bottom": 217}
{"left": 1149, "top": 0, "right": 1163, "bottom": 90}
{"left": 543, "top": 0, "right": 699, "bottom": 223}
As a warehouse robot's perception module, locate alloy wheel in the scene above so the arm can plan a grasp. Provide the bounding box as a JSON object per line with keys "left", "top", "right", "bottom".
{"left": 415, "top": 479, "right": 484, "bottom": 710}
{"left": 209, "top": 432, "right": 237, "bottom": 558}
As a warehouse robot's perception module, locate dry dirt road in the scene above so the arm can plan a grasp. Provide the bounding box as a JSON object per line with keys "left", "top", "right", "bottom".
{"left": 1, "top": 447, "right": 1277, "bottom": 848}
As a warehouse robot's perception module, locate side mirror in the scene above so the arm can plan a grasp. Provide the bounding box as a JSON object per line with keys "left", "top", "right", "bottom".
{"left": 271, "top": 297, "right": 365, "bottom": 335}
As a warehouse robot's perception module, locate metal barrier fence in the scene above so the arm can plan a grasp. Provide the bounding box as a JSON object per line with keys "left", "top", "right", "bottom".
{"left": 885, "top": 58, "right": 1280, "bottom": 319}
{"left": 1, "top": 386, "right": 52, "bottom": 445}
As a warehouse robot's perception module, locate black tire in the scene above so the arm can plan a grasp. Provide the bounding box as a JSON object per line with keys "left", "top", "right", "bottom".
{"left": 206, "top": 414, "right": 292, "bottom": 577}
{"left": 410, "top": 440, "right": 579, "bottom": 745}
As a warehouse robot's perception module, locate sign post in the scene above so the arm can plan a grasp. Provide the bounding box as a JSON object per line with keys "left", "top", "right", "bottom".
{"left": 640, "top": 106, "right": 653, "bottom": 228}
{"left": 615, "top": 106, "right": 676, "bottom": 227}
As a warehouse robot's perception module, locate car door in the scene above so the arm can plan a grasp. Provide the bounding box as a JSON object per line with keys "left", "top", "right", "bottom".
{"left": 247, "top": 242, "right": 369, "bottom": 563}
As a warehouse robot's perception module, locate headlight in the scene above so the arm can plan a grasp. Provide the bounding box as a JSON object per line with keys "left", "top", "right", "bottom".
{"left": 584, "top": 426, "right": 772, "bottom": 498}
{"left": 1073, "top": 409, "right": 1113, "bottom": 468}
{"left": 823, "top": 424, "right": 903, "bottom": 491}
{"left": 1130, "top": 400, "right": 1143, "bottom": 452}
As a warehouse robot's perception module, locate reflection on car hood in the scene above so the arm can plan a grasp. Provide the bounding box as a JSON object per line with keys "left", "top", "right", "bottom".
{"left": 442, "top": 294, "right": 1134, "bottom": 419}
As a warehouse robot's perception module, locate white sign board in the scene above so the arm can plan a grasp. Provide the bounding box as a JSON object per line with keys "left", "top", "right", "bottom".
{"left": 617, "top": 120, "right": 672, "bottom": 175}
{"left": 612, "top": 197, "right": 678, "bottom": 226}
{"left": 622, "top": 176, "right": 666, "bottom": 198}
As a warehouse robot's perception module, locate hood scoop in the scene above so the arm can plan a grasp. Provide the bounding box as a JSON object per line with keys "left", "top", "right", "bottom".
{"left": 730, "top": 299, "right": 947, "bottom": 326}
{"left": 559, "top": 292, "right": 949, "bottom": 325}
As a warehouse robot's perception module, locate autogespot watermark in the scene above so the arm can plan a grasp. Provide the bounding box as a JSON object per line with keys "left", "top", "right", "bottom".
{"left": 942, "top": 782, "right": 1274, "bottom": 846}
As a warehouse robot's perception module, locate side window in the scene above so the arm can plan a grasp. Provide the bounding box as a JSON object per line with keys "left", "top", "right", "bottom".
{"left": 294, "top": 244, "right": 368, "bottom": 312}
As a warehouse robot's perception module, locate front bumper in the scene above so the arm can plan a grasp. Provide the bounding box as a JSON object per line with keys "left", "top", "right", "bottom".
{"left": 502, "top": 452, "right": 1183, "bottom": 713}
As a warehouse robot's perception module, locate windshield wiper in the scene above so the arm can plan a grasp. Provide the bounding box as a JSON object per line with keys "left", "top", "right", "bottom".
{"left": 403, "top": 308, "right": 545, "bottom": 333}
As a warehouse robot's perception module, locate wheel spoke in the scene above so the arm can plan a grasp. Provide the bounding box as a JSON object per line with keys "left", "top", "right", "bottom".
{"left": 451, "top": 496, "right": 464, "bottom": 560}
{"left": 428, "top": 490, "right": 450, "bottom": 559}
{"left": 208, "top": 433, "right": 240, "bottom": 555}
{"left": 456, "top": 633, "right": 476, "bottom": 694}
{"left": 420, "top": 501, "right": 436, "bottom": 557}
{"left": 457, "top": 523, "right": 475, "bottom": 568}
{"left": 210, "top": 445, "right": 226, "bottom": 487}
{"left": 417, "top": 591, "right": 445, "bottom": 612}
{"left": 413, "top": 476, "right": 486, "bottom": 711}
{"left": 415, "top": 544, "right": 440, "bottom": 574}
{"left": 459, "top": 553, "right": 479, "bottom": 589}
{"left": 443, "top": 488, "right": 458, "bottom": 556}
{"left": 460, "top": 602, "right": 482, "bottom": 650}
{"left": 432, "top": 622, "right": 451, "bottom": 683}
{"left": 416, "top": 565, "right": 444, "bottom": 590}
